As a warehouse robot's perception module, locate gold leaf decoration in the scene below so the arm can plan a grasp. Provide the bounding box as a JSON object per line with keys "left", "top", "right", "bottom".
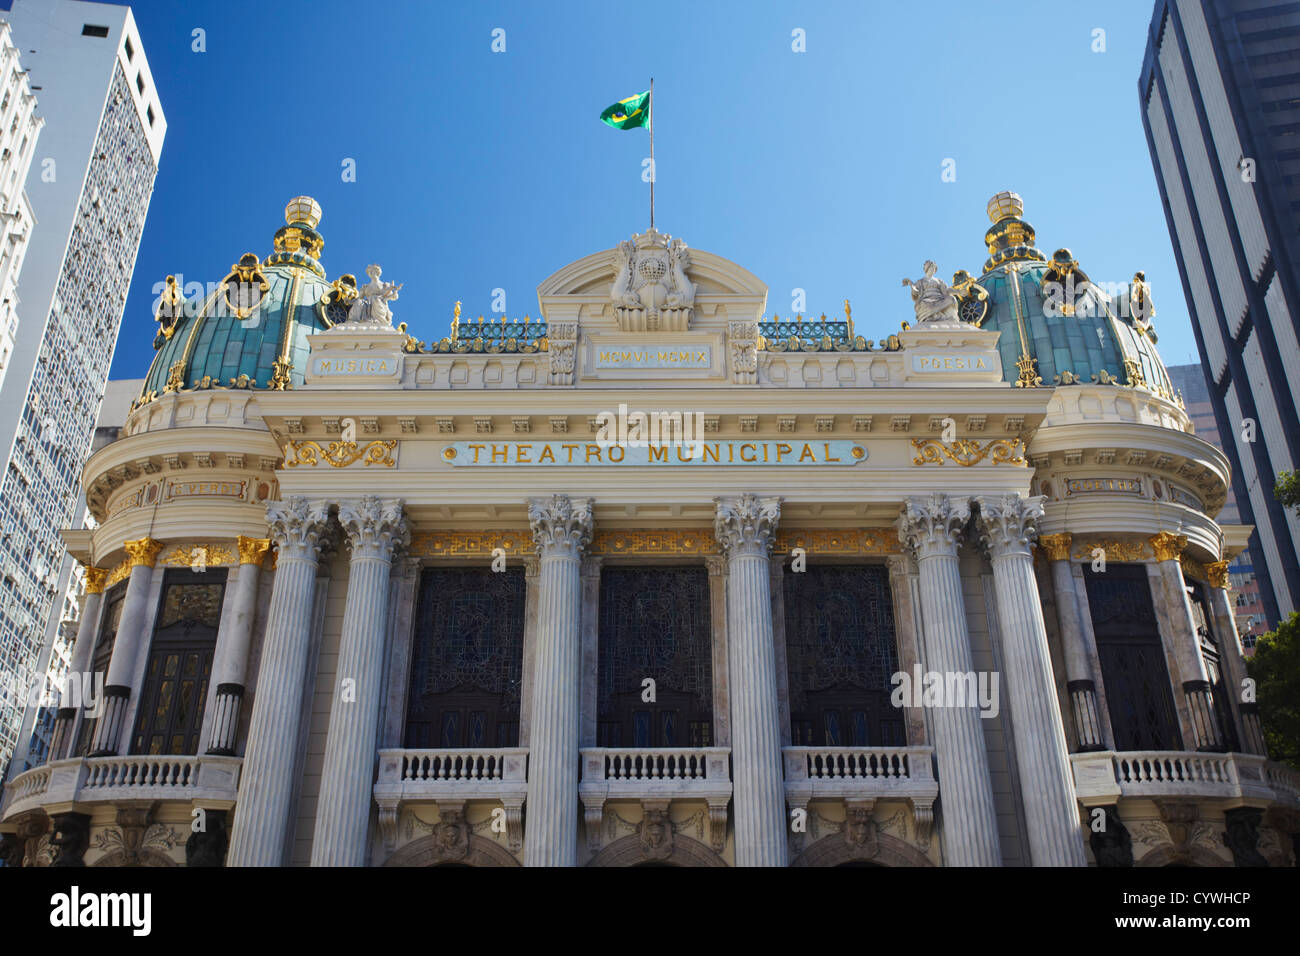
{"left": 283, "top": 439, "right": 397, "bottom": 468}
{"left": 910, "top": 437, "right": 1026, "bottom": 467}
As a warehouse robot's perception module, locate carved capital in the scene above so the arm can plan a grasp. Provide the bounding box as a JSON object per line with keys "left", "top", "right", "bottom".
{"left": 123, "top": 537, "right": 165, "bottom": 569}
{"left": 704, "top": 554, "right": 728, "bottom": 577}
{"left": 1148, "top": 531, "right": 1188, "bottom": 563}
{"left": 713, "top": 494, "right": 782, "bottom": 557}
{"left": 974, "top": 493, "right": 1044, "bottom": 558}
{"left": 896, "top": 493, "right": 970, "bottom": 560}
{"left": 236, "top": 535, "right": 271, "bottom": 566}
{"left": 337, "top": 496, "right": 409, "bottom": 562}
{"left": 528, "top": 494, "right": 594, "bottom": 558}
{"left": 1037, "top": 532, "right": 1073, "bottom": 562}
{"left": 82, "top": 567, "right": 108, "bottom": 594}
{"left": 266, "top": 497, "right": 332, "bottom": 561}
{"left": 885, "top": 552, "right": 919, "bottom": 576}
{"left": 1205, "top": 560, "right": 1231, "bottom": 590}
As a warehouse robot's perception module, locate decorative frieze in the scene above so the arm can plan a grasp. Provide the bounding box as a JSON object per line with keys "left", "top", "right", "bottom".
{"left": 282, "top": 438, "right": 396, "bottom": 468}
{"left": 910, "top": 437, "right": 1026, "bottom": 467}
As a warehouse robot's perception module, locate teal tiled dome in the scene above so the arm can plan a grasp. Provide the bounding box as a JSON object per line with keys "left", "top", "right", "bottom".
{"left": 968, "top": 193, "right": 1176, "bottom": 399}
{"left": 141, "top": 198, "right": 344, "bottom": 401}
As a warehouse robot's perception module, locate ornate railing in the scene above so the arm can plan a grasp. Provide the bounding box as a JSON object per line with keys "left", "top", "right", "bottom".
{"left": 372, "top": 748, "right": 529, "bottom": 854}
{"left": 783, "top": 746, "right": 938, "bottom": 800}
{"left": 578, "top": 748, "right": 732, "bottom": 852}
{"left": 0, "top": 754, "right": 243, "bottom": 822}
{"left": 1070, "top": 750, "right": 1296, "bottom": 806}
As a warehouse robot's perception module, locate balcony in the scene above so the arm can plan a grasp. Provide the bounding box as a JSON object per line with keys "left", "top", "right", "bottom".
{"left": 1071, "top": 750, "right": 1300, "bottom": 808}
{"left": 579, "top": 747, "right": 732, "bottom": 850}
{"left": 1, "top": 754, "right": 242, "bottom": 822}
{"left": 372, "top": 748, "right": 528, "bottom": 852}
{"left": 783, "top": 746, "right": 938, "bottom": 842}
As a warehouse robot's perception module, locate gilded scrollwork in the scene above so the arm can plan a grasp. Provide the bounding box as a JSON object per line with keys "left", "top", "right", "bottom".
{"left": 910, "top": 437, "right": 1026, "bottom": 467}
{"left": 283, "top": 438, "right": 397, "bottom": 468}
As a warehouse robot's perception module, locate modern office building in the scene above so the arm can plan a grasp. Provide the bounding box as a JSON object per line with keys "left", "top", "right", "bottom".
{"left": 0, "top": 18, "right": 42, "bottom": 394}
{"left": 1140, "top": 0, "right": 1300, "bottom": 629}
{"left": 9, "top": 378, "right": 142, "bottom": 773}
{"left": 0, "top": 0, "right": 165, "bottom": 778}
{"left": 1166, "top": 362, "right": 1270, "bottom": 647}
{"left": 0, "top": 193, "right": 1294, "bottom": 868}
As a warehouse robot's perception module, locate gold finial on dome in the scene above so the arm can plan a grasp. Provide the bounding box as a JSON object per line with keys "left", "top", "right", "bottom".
{"left": 284, "top": 196, "right": 322, "bottom": 228}
{"left": 987, "top": 191, "right": 1024, "bottom": 224}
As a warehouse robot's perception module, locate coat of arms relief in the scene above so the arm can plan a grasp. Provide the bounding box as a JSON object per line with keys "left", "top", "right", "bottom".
{"left": 609, "top": 229, "right": 696, "bottom": 331}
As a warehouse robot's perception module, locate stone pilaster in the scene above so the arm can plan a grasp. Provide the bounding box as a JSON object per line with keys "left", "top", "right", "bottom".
{"left": 227, "top": 497, "right": 331, "bottom": 867}
{"left": 715, "top": 493, "right": 786, "bottom": 867}
{"left": 1203, "top": 560, "right": 1264, "bottom": 754}
{"left": 896, "top": 494, "right": 1000, "bottom": 866}
{"left": 524, "top": 494, "right": 593, "bottom": 867}
{"left": 1037, "top": 533, "right": 1105, "bottom": 751}
{"left": 1148, "top": 532, "right": 1222, "bottom": 751}
{"left": 706, "top": 554, "right": 732, "bottom": 747}
{"left": 885, "top": 552, "right": 928, "bottom": 746}
{"left": 90, "top": 539, "right": 163, "bottom": 755}
{"left": 578, "top": 554, "right": 601, "bottom": 749}
{"left": 975, "top": 496, "right": 1086, "bottom": 867}
{"left": 207, "top": 536, "right": 271, "bottom": 755}
{"left": 49, "top": 566, "right": 106, "bottom": 760}
{"left": 312, "top": 497, "right": 408, "bottom": 866}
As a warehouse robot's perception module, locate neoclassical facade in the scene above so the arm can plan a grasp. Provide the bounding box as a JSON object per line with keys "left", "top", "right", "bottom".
{"left": 2, "top": 193, "right": 1296, "bottom": 868}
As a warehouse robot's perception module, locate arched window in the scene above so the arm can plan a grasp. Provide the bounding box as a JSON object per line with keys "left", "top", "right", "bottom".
{"left": 404, "top": 566, "right": 526, "bottom": 749}
{"left": 597, "top": 565, "right": 713, "bottom": 748}
{"left": 783, "top": 564, "right": 902, "bottom": 747}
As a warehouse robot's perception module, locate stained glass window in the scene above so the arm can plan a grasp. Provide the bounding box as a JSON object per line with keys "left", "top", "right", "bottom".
{"left": 404, "top": 566, "right": 526, "bottom": 748}
{"left": 1084, "top": 564, "right": 1182, "bottom": 751}
{"left": 597, "top": 566, "right": 713, "bottom": 747}
{"left": 783, "top": 564, "right": 902, "bottom": 746}
{"left": 130, "top": 569, "right": 224, "bottom": 756}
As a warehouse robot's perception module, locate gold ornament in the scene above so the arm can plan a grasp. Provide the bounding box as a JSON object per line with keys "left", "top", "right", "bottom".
{"left": 1148, "top": 531, "right": 1188, "bottom": 562}
{"left": 911, "top": 437, "right": 1026, "bottom": 467}
{"left": 1037, "top": 533, "right": 1073, "bottom": 562}
{"left": 123, "top": 537, "right": 165, "bottom": 568}
{"left": 283, "top": 439, "right": 397, "bottom": 468}
{"left": 237, "top": 536, "right": 272, "bottom": 565}
{"left": 83, "top": 567, "right": 108, "bottom": 594}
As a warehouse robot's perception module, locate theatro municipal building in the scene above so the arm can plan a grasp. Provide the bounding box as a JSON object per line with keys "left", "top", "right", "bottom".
{"left": 2, "top": 192, "right": 1297, "bottom": 868}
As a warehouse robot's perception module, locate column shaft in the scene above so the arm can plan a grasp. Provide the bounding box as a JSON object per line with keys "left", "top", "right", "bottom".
{"left": 207, "top": 538, "right": 269, "bottom": 755}
{"left": 50, "top": 570, "right": 104, "bottom": 759}
{"left": 524, "top": 495, "right": 592, "bottom": 867}
{"left": 716, "top": 494, "right": 786, "bottom": 867}
{"left": 227, "top": 498, "right": 329, "bottom": 867}
{"left": 1039, "top": 535, "right": 1104, "bottom": 751}
{"left": 899, "top": 494, "right": 1001, "bottom": 867}
{"left": 90, "top": 539, "right": 162, "bottom": 755}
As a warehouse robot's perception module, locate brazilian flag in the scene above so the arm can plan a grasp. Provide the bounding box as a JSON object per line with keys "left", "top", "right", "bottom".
{"left": 600, "top": 90, "right": 650, "bottom": 130}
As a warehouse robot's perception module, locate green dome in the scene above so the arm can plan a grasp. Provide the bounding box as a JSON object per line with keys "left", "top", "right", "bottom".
{"left": 964, "top": 193, "right": 1177, "bottom": 400}
{"left": 140, "top": 197, "right": 352, "bottom": 402}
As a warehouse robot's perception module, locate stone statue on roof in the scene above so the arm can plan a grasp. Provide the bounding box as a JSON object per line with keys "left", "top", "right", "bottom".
{"left": 902, "top": 260, "right": 962, "bottom": 326}
{"left": 346, "top": 264, "right": 403, "bottom": 327}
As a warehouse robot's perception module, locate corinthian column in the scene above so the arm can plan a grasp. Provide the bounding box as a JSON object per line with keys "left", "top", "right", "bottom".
{"left": 49, "top": 566, "right": 106, "bottom": 760}
{"left": 714, "top": 493, "right": 786, "bottom": 867}
{"left": 1149, "top": 531, "right": 1222, "bottom": 751}
{"left": 207, "top": 536, "right": 271, "bottom": 755}
{"left": 524, "top": 494, "right": 593, "bottom": 867}
{"left": 312, "top": 497, "right": 408, "bottom": 866}
{"left": 227, "top": 498, "right": 331, "bottom": 867}
{"left": 975, "top": 495, "right": 1086, "bottom": 867}
{"left": 90, "top": 538, "right": 164, "bottom": 755}
{"left": 896, "top": 494, "right": 1000, "bottom": 866}
{"left": 1037, "top": 533, "right": 1104, "bottom": 751}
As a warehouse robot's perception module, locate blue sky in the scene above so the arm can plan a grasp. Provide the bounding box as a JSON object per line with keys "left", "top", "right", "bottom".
{"left": 78, "top": 0, "right": 1202, "bottom": 380}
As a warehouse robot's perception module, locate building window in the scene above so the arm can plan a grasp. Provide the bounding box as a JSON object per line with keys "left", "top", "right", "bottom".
{"left": 129, "top": 569, "right": 224, "bottom": 755}
{"left": 146, "top": 105, "right": 154, "bottom": 127}
{"left": 598, "top": 565, "right": 713, "bottom": 748}
{"left": 74, "top": 582, "right": 126, "bottom": 756}
{"left": 784, "top": 563, "right": 902, "bottom": 747}
{"left": 136, "top": 73, "right": 145, "bottom": 95}
{"left": 404, "top": 566, "right": 525, "bottom": 748}
{"left": 81, "top": 25, "right": 110, "bottom": 38}
{"left": 124, "top": 36, "right": 134, "bottom": 61}
{"left": 1084, "top": 564, "right": 1182, "bottom": 751}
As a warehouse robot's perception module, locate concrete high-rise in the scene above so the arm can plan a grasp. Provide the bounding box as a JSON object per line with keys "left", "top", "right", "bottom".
{"left": 0, "top": 0, "right": 164, "bottom": 777}
{"left": 1140, "top": 0, "right": 1300, "bottom": 628}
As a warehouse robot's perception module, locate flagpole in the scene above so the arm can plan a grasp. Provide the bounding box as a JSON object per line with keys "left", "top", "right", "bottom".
{"left": 649, "top": 76, "right": 655, "bottom": 232}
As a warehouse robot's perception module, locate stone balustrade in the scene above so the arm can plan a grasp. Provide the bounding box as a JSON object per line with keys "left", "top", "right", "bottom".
{"left": 1, "top": 754, "right": 243, "bottom": 822}
{"left": 1071, "top": 750, "right": 1297, "bottom": 807}
{"left": 782, "top": 745, "right": 938, "bottom": 843}
{"left": 372, "top": 747, "right": 529, "bottom": 856}
{"left": 578, "top": 747, "right": 732, "bottom": 852}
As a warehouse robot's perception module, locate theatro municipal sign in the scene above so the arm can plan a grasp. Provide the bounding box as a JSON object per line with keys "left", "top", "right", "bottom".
{"left": 442, "top": 440, "right": 868, "bottom": 466}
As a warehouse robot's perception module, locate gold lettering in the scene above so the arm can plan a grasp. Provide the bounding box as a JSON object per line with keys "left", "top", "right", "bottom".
{"left": 649, "top": 445, "right": 668, "bottom": 463}
{"left": 516, "top": 444, "right": 532, "bottom": 463}
{"left": 740, "top": 443, "right": 757, "bottom": 463}
{"left": 586, "top": 444, "right": 602, "bottom": 463}
{"left": 823, "top": 442, "right": 841, "bottom": 462}
{"left": 799, "top": 443, "right": 816, "bottom": 462}
{"left": 490, "top": 445, "right": 508, "bottom": 463}
{"left": 702, "top": 444, "right": 719, "bottom": 463}
{"left": 560, "top": 443, "right": 579, "bottom": 463}
{"left": 608, "top": 445, "right": 625, "bottom": 462}
{"left": 538, "top": 444, "right": 556, "bottom": 464}
{"left": 469, "top": 444, "right": 485, "bottom": 463}
{"left": 776, "top": 442, "right": 792, "bottom": 462}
